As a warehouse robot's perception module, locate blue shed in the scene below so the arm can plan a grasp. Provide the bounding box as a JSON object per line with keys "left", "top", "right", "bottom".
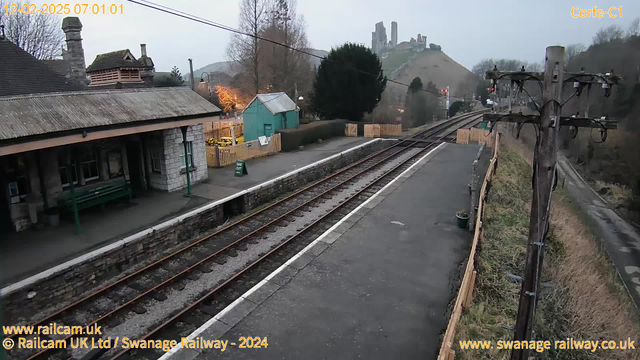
{"left": 242, "top": 92, "right": 299, "bottom": 141}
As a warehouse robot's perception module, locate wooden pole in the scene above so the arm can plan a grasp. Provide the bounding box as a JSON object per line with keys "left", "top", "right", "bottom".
{"left": 510, "top": 46, "right": 564, "bottom": 360}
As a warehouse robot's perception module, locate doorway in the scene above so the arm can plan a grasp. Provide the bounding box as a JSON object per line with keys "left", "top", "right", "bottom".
{"left": 126, "top": 141, "right": 145, "bottom": 196}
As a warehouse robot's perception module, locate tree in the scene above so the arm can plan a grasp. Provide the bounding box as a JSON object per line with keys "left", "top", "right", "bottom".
{"left": 310, "top": 43, "right": 387, "bottom": 121}
{"left": 260, "top": 0, "right": 313, "bottom": 99}
{"left": 564, "top": 43, "right": 586, "bottom": 66}
{"left": 0, "top": 0, "right": 64, "bottom": 59}
{"left": 227, "top": 0, "right": 268, "bottom": 95}
{"left": 154, "top": 66, "right": 185, "bottom": 87}
{"left": 429, "top": 43, "right": 442, "bottom": 51}
{"left": 628, "top": 17, "right": 640, "bottom": 37}
{"left": 592, "top": 25, "right": 624, "bottom": 44}
{"left": 403, "top": 77, "right": 427, "bottom": 128}
{"left": 170, "top": 66, "right": 184, "bottom": 84}
{"left": 449, "top": 101, "right": 464, "bottom": 117}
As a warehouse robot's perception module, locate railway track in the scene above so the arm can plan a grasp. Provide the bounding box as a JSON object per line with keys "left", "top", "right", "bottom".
{"left": 7, "top": 111, "right": 485, "bottom": 360}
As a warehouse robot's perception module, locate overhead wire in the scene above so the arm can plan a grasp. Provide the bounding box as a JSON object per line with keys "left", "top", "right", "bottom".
{"left": 127, "top": 0, "right": 465, "bottom": 99}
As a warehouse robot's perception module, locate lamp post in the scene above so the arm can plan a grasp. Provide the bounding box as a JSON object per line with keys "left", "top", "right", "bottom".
{"left": 199, "top": 72, "right": 211, "bottom": 102}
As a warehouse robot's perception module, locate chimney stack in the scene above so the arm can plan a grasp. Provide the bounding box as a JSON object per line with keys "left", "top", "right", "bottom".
{"left": 61, "top": 17, "right": 87, "bottom": 86}
{"left": 138, "top": 43, "right": 155, "bottom": 86}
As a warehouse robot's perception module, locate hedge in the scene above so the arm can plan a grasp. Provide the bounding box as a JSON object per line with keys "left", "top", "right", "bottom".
{"left": 277, "top": 120, "right": 346, "bottom": 151}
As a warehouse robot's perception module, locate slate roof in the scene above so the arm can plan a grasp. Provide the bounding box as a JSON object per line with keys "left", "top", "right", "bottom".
{"left": 41, "top": 59, "right": 72, "bottom": 77}
{"left": 0, "top": 39, "right": 84, "bottom": 97}
{"left": 86, "top": 49, "right": 145, "bottom": 72}
{"left": 245, "top": 92, "right": 298, "bottom": 115}
{"left": 0, "top": 87, "right": 222, "bottom": 142}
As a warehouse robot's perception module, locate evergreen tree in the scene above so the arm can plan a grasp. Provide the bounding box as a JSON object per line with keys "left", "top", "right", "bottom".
{"left": 310, "top": 43, "right": 387, "bottom": 121}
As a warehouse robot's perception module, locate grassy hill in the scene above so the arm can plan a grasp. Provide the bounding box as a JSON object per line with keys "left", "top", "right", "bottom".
{"left": 388, "top": 50, "right": 474, "bottom": 96}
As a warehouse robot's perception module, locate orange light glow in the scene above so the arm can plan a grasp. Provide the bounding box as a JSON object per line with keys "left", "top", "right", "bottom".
{"left": 215, "top": 85, "right": 246, "bottom": 112}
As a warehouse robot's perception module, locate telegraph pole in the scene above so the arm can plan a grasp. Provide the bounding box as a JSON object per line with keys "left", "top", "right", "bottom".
{"left": 482, "top": 45, "right": 620, "bottom": 360}
{"left": 510, "top": 46, "right": 564, "bottom": 360}
{"left": 188, "top": 58, "right": 195, "bottom": 91}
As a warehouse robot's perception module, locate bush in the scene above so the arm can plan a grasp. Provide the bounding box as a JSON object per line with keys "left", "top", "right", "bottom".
{"left": 277, "top": 120, "right": 346, "bottom": 151}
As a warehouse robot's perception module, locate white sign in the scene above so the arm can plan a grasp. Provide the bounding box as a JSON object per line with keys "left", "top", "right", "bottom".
{"left": 258, "top": 136, "right": 269, "bottom": 146}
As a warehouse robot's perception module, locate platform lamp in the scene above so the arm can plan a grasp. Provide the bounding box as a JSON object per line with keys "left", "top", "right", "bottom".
{"left": 199, "top": 72, "right": 211, "bottom": 102}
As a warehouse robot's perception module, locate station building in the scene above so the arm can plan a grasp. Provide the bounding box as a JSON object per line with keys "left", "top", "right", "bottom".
{"left": 0, "top": 21, "right": 221, "bottom": 234}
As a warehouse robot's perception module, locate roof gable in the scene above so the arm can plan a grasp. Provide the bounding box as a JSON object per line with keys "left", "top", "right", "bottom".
{"left": 86, "top": 49, "right": 144, "bottom": 72}
{"left": 0, "top": 40, "right": 84, "bottom": 97}
{"left": 244, "top": 92, "right": 297, "bottom": 115}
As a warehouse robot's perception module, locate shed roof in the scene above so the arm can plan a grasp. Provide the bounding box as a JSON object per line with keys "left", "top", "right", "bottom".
{"left": 86, "top": 49, "right": 144, "bottom": 72}
{"left": 0, "top": 87, "right": 221, "bottom": 142}
{"left": 245, "top": 92, "right": 298, "bottom": 115}
{"left": 0, "top": 39, "right": 84, "bottom": 96}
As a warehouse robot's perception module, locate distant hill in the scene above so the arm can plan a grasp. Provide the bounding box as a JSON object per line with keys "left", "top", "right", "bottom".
{"left": 387, "top": 50, "right": 474, "bottom": 96}
{"left": 308, "top": 49, "right": 328, "bottom": 68}
{"left": 193, "top": 61, "right": 239, "bottom": 78}
{"left": 187, "top": 49, "right": 329, "bottom": 84}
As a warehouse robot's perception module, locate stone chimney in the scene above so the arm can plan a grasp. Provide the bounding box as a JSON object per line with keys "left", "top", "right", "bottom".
{"left": 138, "top": 43, "right": 155, "bottom": 86}
{"left": 61, "top": 17, "right": 87, "bottom": 86}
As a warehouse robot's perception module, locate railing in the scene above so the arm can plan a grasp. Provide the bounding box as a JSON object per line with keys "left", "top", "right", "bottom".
{"left": 206, "top": 133, "right": 281, "bottom": 168}
{"left": 437, "top": 131, "right": 500, "bottom": 360}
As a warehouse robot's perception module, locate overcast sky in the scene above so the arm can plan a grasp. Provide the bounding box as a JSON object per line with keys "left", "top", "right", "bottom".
{"left": 50, "top": 0, "right": 640, "bottom": 73}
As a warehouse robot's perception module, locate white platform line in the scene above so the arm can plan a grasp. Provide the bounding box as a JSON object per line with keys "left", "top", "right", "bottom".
{"left": 1, "top": 139, "right": 384, "bottom": 297}
{"left": 158, "top": 142, "right": 446, "bottom": 360}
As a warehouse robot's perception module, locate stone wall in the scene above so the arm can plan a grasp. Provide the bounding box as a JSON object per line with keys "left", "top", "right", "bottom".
{"left": 2, "top": 139, "right": 393, "bottom": 321}
{"left": 3, "top": 203, "right": 225, "bottom": 321}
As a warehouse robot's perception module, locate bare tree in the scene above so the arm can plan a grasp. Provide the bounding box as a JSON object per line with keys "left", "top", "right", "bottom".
{"left": 564, "top": 43, "right": 586, "bottom": 66}
{"left": 628, "top": 17, "right": 640, "bottom": 37}
{"left": 592, "top": 25, "right": 624, "bottom": 45}
{"left": 260, "top": 0, "right": 312, "bottom": 97}
{"left": 226, "top": 0, "right": 268, "bottom": 95}
{"left": 0, "top": 0, "right": 64, "bottom": 59}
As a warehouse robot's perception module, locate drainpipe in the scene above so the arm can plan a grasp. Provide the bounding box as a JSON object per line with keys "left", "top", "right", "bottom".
{"left": 65, "top": 146, "right": 81, "bottom": 234}
{"left": 180, "top": 126, "right": 192, "bottom": 196}
{"left": 35, "top": 151, "right": 48, "bottom": 210}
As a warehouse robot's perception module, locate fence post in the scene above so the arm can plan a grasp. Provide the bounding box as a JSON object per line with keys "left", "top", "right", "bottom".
{"left": 215, "top": 145, "right": 221, "bottom": 168}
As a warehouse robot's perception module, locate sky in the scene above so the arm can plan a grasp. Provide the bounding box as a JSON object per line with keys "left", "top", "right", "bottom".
{"left": 38, "top": 0, "right": 640, "bottom": 73}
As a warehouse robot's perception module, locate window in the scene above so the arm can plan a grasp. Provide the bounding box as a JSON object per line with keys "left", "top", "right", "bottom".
{"left": 178, "top": 142, "right": 193, "bottom": 170}
{"left": 81, "top": 152, "right": 100, "bottom": 182}
{"left": 150, "top": 147, "right": 163, "bottom": 173}
{"left": 58, "top": 152, "right": 78, "bottom": 188}
{"left": 6, "top": 155, "right": 29, "bottom": 203}
{"left": 107, "top": 151, "right": 123, "bottom": 178}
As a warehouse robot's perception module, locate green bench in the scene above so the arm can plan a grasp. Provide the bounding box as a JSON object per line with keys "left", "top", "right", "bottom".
{"left": 57, "top": 181, "right": 132, "bottom": 213}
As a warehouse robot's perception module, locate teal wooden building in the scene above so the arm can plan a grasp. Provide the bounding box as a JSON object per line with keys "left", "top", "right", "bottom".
{"left": 242, "top": 92, "right": 299, "bottom": 141}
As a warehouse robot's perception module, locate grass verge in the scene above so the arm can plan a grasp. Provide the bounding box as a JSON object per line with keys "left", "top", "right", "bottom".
{"left": 453, "top": 144, "right": 640, "bottom": 360}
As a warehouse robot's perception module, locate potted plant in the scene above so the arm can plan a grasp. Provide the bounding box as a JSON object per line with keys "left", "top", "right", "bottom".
{"left": 456, "top": 210, "right": 470, "bottom": 229}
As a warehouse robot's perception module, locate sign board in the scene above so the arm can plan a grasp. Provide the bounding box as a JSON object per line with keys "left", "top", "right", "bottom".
{"left": 234, "top": 160, "right": 248, "bottom": 177}
{"left": 258, "top": 136, "right": 269, "bottom": 146}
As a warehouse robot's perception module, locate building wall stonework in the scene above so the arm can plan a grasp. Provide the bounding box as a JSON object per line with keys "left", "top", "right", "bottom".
{"left": 162, "top": 124, "right": 207, "bottom": 192}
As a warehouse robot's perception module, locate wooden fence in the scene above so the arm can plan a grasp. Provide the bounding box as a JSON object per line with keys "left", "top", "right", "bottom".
{"left": 206, "top": 133, "right": 281, "bottom": 167}
{"left": 363, "top": 124, "right": 402, "bottom": 138}
{"left": 457, "top": 127, "right": 494, "bottom": 147}
{"left": 437, "top": 132, "right": 500, "bottom": 360}
{"left": 204, "top": 121, "right": 244, "bottom": 140}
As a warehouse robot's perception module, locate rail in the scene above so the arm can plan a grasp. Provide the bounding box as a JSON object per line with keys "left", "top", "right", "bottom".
{"left": 9, "top": 111, "right": 486, "bottom": 360}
